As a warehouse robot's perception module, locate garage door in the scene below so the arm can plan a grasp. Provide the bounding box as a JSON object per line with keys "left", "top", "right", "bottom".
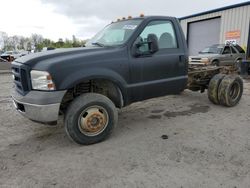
{"left": 188, "top": 17, "right": 221, "bottom": 55}
{"left": 247, "top": 21, "right": 250, "bottom": 58}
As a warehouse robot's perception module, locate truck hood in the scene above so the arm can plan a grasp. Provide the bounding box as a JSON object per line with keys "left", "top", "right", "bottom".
{"left": 15, "top": 47, "right": 113, "bottom": 67}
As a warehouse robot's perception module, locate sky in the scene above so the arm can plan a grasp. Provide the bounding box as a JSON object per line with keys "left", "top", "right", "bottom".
{"left": 0, "top": 0, "right": 248, "bottom": 41}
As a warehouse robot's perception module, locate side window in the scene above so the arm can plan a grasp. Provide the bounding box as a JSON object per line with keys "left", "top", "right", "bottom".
{"left": 223, "top": 46, "right": 231, "bottom": 54}
{"left": 231, "top": 47, "right": 237, "bottom": 54}
{"left": 234, "top": 45, "right": 245, "bottom": 53}
{"left": 137, "top": 20, "right": 178, "bottom": 52}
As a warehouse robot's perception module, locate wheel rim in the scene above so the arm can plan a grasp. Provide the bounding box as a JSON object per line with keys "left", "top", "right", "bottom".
{"left": 235, "top": 60, "right": 241, "bottom": 72}
{"left": 213, "top": 61, "right": 219, "bottom": 66}
{"left": 78, "top": 105, "right": 109, "bottom": 136}
{"left": 229, "top": 82, "right": 241, "bottom": 102}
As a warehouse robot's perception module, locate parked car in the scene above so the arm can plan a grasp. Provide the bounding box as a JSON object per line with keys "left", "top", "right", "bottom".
{"left": 0, "top": 51, "right": 22, "bottom": 62}
{"left": 42, "top": 47, "right": 56, "bottom": 51}
{"left": 19, "top": 50, "right": 30, "bottom": 57}
{"left": 189, "top": 44, "right": 246, "bottom": 66}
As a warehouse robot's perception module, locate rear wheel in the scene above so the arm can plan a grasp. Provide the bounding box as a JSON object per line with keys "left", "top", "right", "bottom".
{"left": 207, "top": 74, "right": 225, "bottom": 104}
{"left": 65, "top": 93, "right": 118, "bottom": 145}
{"left": 235, "top": 59, "right": 241, "bottom": 73}
{"left": 218, "top": 75, "right": 243, "bottom": 107}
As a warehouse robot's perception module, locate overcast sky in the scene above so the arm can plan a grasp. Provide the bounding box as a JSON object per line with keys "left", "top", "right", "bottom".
{"left": 0, "top": 0, "right": 248, "bottom": 41}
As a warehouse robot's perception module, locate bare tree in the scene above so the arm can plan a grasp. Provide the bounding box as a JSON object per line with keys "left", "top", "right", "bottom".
{"left": 19, "top": 36, "right": 30, "bottom": 50}
{"left": 0, "top": 31, "right": 8, "bottom": 50}
{"left": 31, "top": 34, "right": 43, "bottom": 51}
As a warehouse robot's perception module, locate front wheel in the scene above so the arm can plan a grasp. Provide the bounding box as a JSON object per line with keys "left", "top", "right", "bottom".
{"left": 212, "top": 60, "right": 219, "bottom": 66}
{"left": 65, "top": 93, "right": 118, "bottom": 145}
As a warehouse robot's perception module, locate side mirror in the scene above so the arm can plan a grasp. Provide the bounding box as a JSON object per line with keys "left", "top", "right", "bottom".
{"left": 132, "top": 34, "right": 159, "bottom": 57}
{"left": 132, "top": 37, "right": 144, "bottom": 57}
{"left": 147, "top": 34, "right": 159, "bottom": 54}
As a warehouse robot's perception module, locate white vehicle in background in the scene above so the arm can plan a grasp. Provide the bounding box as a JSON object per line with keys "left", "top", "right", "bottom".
{"left": 0, "top": 51, "right": 21, "bottom": 62}
{"left": 42, "top": 47, "right": 56, "bottom": 51}
{"left": 19, "top": 50, "right": 30, "bottom": 57}
{"left": 0, "top": 50, "right": 29, "bottom": 62}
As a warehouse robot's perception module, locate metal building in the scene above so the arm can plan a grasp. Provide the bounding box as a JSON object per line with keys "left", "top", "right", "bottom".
{"left": 179, "top": 1, "right": 250, "bottom": 57}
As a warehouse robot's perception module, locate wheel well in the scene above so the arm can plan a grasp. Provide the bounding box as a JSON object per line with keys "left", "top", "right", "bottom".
{"left": 60, "top": 79, "right": 124, "bottom": 112}
{"left": 212, "top": 59, "right": 219, "bottom": 66}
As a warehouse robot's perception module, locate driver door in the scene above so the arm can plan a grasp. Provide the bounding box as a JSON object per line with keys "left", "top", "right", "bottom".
{"left": 129, "top": 19, "right": 187, "bottom": 101}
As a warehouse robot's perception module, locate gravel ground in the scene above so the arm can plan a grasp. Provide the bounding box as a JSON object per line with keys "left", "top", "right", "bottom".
{"left": 0, "top": 73, "right": 250, "bottom": 188}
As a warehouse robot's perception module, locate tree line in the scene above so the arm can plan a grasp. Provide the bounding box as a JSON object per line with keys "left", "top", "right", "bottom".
{"left": 0, "top": 31, "right": 87, "bottom": 52}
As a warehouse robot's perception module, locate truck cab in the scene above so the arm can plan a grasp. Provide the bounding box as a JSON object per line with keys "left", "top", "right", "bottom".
{"left": 11, "top": 16, "right": 188, "bottom": 144}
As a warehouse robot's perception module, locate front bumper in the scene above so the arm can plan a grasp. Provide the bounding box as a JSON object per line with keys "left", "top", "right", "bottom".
{"left": 11, "top": 88, "right": 67, "bottom": 124}
{"left": 189, "top": 62, "right": 207, "bottom": 65}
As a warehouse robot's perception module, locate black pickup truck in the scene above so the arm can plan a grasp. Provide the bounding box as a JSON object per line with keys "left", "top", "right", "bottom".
{"left": 11, "top": 16, "right": 243, "bottom": 145}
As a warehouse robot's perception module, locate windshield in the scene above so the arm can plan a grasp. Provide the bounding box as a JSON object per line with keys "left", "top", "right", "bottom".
{"left": 85, "top": 19, "right": 142, "bottom": 47}
{"left": 199, "top": 46, "right": 223, "bottom": 54}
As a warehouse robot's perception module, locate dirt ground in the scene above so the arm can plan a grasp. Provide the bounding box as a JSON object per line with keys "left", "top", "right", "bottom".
{"left": 0, "top": 73, "right": 250, "bottom": 188}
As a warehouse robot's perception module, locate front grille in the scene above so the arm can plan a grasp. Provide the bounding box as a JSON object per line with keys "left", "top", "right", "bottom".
{"left": 190, "top": 58, "right": 202, "bottom": 63}
{"left": 12, "top": 62, "right": 30, "bottom": 95}
{"left": 191, "top": 58, "right": 201, "bottom": 61}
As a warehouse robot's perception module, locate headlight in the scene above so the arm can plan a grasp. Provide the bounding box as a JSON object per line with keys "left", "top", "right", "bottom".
{"left": 30, "top": 70, "right": 55, "bottom": 90}
{"left": 201, "top": 58, "right": 210, "bottom": 64}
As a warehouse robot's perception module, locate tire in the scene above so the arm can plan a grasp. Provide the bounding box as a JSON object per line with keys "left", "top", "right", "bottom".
{"left": 207, "top": 74, "right": 225, "bottom": 104}
{"left": 65, "top": 93, "right": 118, "bottom": 145}
{"left": 212, "top": 60, "right": 219, "bottom": 66}
{"left": 235, "top": 59, "right": 241, "bottom": 73}
{"left": 218, "top": 75, "right": 243, "bottom": 107}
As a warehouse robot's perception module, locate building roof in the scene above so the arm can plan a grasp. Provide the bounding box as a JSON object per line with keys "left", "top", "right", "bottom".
{"left": 179, "top": 1, "right": 250, "bottom": 20}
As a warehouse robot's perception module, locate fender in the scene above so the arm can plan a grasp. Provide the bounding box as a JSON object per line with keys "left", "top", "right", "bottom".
{"left": 57, "top": 67, "right": 128, "bottom": 101}
{"left": 211, "top": 59, "right": 219, "bottom": 64}
{"left": 235, "top": 57, "right": 242, "bottom": 62}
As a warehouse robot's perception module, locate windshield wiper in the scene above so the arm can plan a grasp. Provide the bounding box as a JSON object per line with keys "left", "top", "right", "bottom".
{"left": 91, "top": 42, "right": 105, "bottom": 47}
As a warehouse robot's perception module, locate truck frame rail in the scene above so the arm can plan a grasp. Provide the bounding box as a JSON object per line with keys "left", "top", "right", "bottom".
{"left": 188, "top": 65, "right": 239, "bottom": 92}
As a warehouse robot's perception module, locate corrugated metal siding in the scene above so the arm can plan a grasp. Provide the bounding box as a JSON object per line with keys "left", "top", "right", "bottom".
{"left": 180, "top": 5, "right": 250, "bottom": 49}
